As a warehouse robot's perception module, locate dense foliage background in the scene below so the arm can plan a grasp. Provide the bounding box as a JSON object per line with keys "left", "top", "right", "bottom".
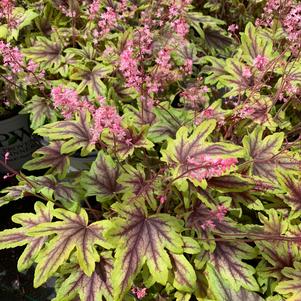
{"left": 1, "top": 0, "right": 301, "bottom": 300}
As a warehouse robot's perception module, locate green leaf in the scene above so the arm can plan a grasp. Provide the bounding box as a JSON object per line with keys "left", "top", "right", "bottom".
{"left": 241, "top": 22, "right": 275, "bottom": 64}
{"left": 107, "top": 204, "right": 183, "bottom": 300}
{"left": 276, "top": 262, "right": 301, "bottom": 301}
{"left": 34, "top": 111, "right": 95, "bottom": 156}
{"left": 148, "top": 103, "right": 192, "bottom": 143}
{"left": 207, "top": 174, "right": 255, "bottom": 192}
{"left": 81, "top": 150, "right": 123, "bottom": 203}
{"left": 117, "top": 164, "right": 161, "bottom": 210}
{"left": 161, "top": 121, "right": 243, "bottom": 183}
{"left": 53, "top": 255, "right": 114, "bottom": 301}
{"left": 20, "top": 96, "right": 57, "bottom": 130}
{"left": 70, "top": 64, "right": 112, "bottom": 97}
{"left": 23, "top": 141, "right": 70, "bottom": 179}
{"left": 102, "top": 126, "right": 154, "bottom": 160}
{"left": 23, "top": 35, "right": 63, "bottom": 71}
{"left": 202, "top": 264, "right": 264, "bottom": 301}
{"left": 170, "top": 253, "right": 196, "bottom": 292}
{"left": 242, "top": 127, "right": 300, "bottom": 181}
{"left": 277, "top": 171, "right": 301, "bottom": 211}
{"left": 0, "top": 202, "right": 53, "bottom": 271}
{"left": 28, "top": 208, "right": 112, "bottom": 287}
{"left": 209, "top": 241, "right": 259, "bottom": 291}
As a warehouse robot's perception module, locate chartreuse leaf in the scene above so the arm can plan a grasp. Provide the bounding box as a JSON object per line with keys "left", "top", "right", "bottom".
{"left": 34, "top": 111, "right": 95, "bottom": 156}
{"left": 209, "top": 241, "right": 259, "bottom": 291}
{"left": 23, "top": 35, "right": 63, "bottom": 71}
{"left": 242, "top": 127, "right": 300, "bottom": 182}
{"left": 148, "top": 102, "right": 192, "bottom": 143}
{"left": 161, "top": 120, "right": 244, "bottom": 186}
{"left": 276, "top": 171, "right": 301, "bottom": 211}
{"left": 276, "top": 262, "right": 301, "bottom": 301}
{"left": 0, "top": 202, "right": 53, "bottom": 271}
{"left": 170, "top": 253, "right": 196, "bottom": 292}
{"left": 207, "top": 174, "right": 255, "bottom": 192}
{"left": 240, "top": 22, "right": 275, "bottom": 64}
{"left": 117, "top": 164, "right": 161, "bottom": 210}
{"left": 28, "top": 208, "right": 113, "bottom": 287}
{"left": 102, "top": 126, "right": 154, "bottom": 160}
{"left": 53, "top": 254, "right": 114, "bottom": 301}
{"left": 20, "top": 96, "right": 57, "bottom": 130}
{"left": 255, "top": 211, "right": 298, "bottom": 281}
{"left": 70, "top": 64, "right": 112, "bottom": 97}
{"left": 219, "top": 58, "right": 252, "bottom": 97}
{"left": 107, "top": 203, "right": 183, "bottom": 301}
{"left": 81, "top": 150, "right": 123, "bottom": 203}
{"left": 200, "top": 264, "right": 264, "bottom": 301}
{"left": 23, "top": 141, "right": 70, "bottom": 179}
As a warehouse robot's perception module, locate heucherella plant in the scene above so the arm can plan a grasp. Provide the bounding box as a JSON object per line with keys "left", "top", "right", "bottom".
{"left": 1, "top": 0, "right": 301, "bottom": 300}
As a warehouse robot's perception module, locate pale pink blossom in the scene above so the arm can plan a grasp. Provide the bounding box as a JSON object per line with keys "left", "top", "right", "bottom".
{"left": 171, "top": 18, "right": 189, "bottom": 37}
{"left": 242, "top": 67, "right": 252, "bottom": 78}
{"left": 90, "top": 105, "right": 126, "bottom": 143}
{"left": 253, "top": 55, "right": 269, "bottom": 71}
{"left": 228, "top": 24, "right": 238, "bottom": 33}
{"left": 131, "top": 287, "right": 147, "bottom": 300}
{"left": 187, "top": 155, "right": 238, "bottom": 181}
{"left": 0, "top": 41, "right": 23, "bottom": 73}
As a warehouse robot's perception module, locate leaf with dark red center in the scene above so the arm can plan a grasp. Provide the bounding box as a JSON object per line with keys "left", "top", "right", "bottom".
{"left": 102, "top": 126, "right": 154, "bottom": 160}
{"left": 170, "top": 253, "right": 197, "bottom": 293}
{"left": 207, "top": 174, "right": 254, "bottom": 192}
{"left": 0, "top": 202, "right": 53, "bottom": 271}
{"left": 161, "top": 121, "right": 244, "bottom": 185}
{"left": 117, "top": 164, "right": 161, "bottom": 210}
{"left": 53, "top": 255, "right": 114, "bottom": 301}
{"left": 70, "top": 64, "right": 112, "bottom": 97}
{"left": 209, "top": 240, "right": 259, "bottom": 291}
{"left": 81, "top": 151, "right": 123, "bottom": 203}
{"left": 20, "top": 96, "right": 57, "bottom": 130}
{"left": 107, "top": 204, "right": 183, "bottom": 301}
{"left": 28, "top": 208, "right": 113, "bottom": 287}
{"left": 200, "top": 264, "right": 264, "bottom": 301}
{"left": 148, "top": 102, "right": 192, "bottom": 143}
{"left": 23, "top": 141, "right": 70, "bottom": 179}
{"left": 242, "top": 127, "right": 300, "bottom": 182}
{"left": 277, "top": 171, "right": 301, "bottom": 211}
{"left": 241, "top": 22, "right": 275, "bottom": 64}
{"left": 0, "top": 182, "right": 32, "bottom": 208}
{"left": 23, "top": 35, "right": 63, "bottom": 70}
{"left": 276, "top": 262, "right": 301, "bottom": 300}
{"left": 219, "top": 58, "right": 253, "bottom": 97}
{"left": 35, "top": 111, "right": 95, "bottom": 156}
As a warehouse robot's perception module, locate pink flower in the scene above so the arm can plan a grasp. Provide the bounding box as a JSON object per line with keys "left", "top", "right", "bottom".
{"left": 131, "top": 287, "right": 147, "bottom": 300}
{"left": 97, "top": 7, "right": 118, "bottom": 37}
{"left": 187, "top": 155, "right": 238, "bottom": 181}
{"left": 253, "top": 55, "right": 269, "bottom": 71}
{"left": 171, "top": 18, "right": 189, "bottom": 37}
{"left": 119, "top": 41, "right": 143, "bottom": 91}
{"left": 242, "top": 67, "right": 252, "bottom": 78}
{"left": 90, "top": 105, "right": 126, "bottom": 143}
{"left": 0, "top": 41, "right": 23, "bottom": 73}
{"left": 88, "top": 0, "right": 100, "bottom": 20}
{"left": 228, "top": 24, "right": 238, "bottom": 33}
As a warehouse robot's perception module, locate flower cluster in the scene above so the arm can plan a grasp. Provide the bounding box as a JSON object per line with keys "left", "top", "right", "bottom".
{"left": 181, "top": 85, "right": 209, "bottom": 109}
{"left": 187, "top": 155, "right": 238, "bottom": 181}
{"left": 51, "top": 86, "right": 94, "bottom": 119}
{"left": 0, "top": 41, "right": 23, "bottom": 73}
{"left": 90, "top": 104, "right": 126, "bottom": 143}
{"left": 201, "top": 205, "right": 228, "bottom": 230}
{"left": 0, "top": 0, "right": 18, "bottom": 28}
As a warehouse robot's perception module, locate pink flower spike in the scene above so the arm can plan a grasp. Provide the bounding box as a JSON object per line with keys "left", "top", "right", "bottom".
{"left": 253, "top": 55, "right": 269, "bottom": 71}
{"left": 4, "top": 151, "right": 9, "bottom": 164}
{"left": 242, "top": 67, "right": 252, "bottom": 78}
